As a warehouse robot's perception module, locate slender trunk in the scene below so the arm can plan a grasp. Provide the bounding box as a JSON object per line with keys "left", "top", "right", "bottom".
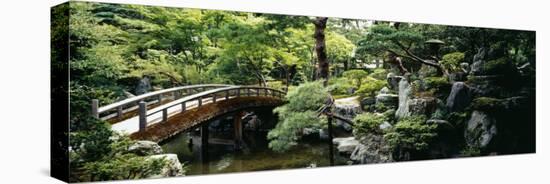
{"left": 313, "top": 17, "right": 329, "bottom": 87}
{"left": 314, "top": 17, "right": 334, "bottom": 167}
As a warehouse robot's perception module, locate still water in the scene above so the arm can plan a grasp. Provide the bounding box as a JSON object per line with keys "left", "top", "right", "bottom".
{"left": 160, "top": 108, "right": 349, "bottom": 175}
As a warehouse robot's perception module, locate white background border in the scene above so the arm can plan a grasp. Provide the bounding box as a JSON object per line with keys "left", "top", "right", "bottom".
{"left": 0, "top": 0, "right": 547, "bottom": 183}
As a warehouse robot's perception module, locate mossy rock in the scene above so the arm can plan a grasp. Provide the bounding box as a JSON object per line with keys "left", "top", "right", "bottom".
{"left": 422, "top": 77, "right": 451, "bottom": 99}
{"left": 470, "top": 97, "right": 504, "bottom": 111}
{"left": 424, "top": 77, "right": 450, "bottom": 89}
{"left": 483, "top": 58, "right": 507, "bottom": 74}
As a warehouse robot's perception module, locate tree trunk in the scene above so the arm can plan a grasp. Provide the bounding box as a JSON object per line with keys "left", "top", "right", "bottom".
{"left": 314, "top": 17, "right": 329, "bottom": 87}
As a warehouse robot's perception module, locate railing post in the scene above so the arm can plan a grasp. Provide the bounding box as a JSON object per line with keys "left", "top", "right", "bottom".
{"left": 237, "top": 89, "right": 241, "bottom": 97}
{"left": 213, "top": 93, "right": 217, "bottom": 103}
{"left": 256, "top": 88, "right": 260, "bottom": 96}
{"left": 139, "top": 101, "right": 147, "bottom": 132}
{"left": 264, "top": 88, "right": 268, "bottom": 96}
{"left": 181, "top": 102, "right": 186, "bottom": 112}
{"left": 247, "top": 88, "right": 251, "bottom": 96}
{"left": 173, "top": 91, "right": 179, "bottom": 100}
{"left": 91, "top": 99, "right": 99, "bottom": 119}
{"left": 117, "top": 106, "right": 123, "bottom": 118}
{"left": 157, "top": 94, "right": 162, "bottom": 103}
{"left": 162, "top": 109, "right": 168, "bottom": 122}
{"left": 225, "top": 90, "right": 229, "bottom": 100}
{"left": 198, "top": 97, "right": 202, "bottom": 107}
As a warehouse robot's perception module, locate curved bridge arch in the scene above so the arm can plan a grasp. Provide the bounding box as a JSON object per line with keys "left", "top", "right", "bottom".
{"left": 98, "top": 85, "right": 286, "bottom": 142}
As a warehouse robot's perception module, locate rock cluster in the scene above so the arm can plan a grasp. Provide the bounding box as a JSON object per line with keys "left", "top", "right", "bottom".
{"left": 128, "top": 140, "right": 186, "bottom": 178}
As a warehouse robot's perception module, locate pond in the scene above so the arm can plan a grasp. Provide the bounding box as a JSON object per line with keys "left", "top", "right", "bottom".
{"left": 160, "top": 108, "right": 350, "bottom": 175}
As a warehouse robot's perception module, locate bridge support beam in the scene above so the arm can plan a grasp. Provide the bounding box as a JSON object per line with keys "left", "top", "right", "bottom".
{"left": 200, "top": 123, "right": 209, "bottom": 164}
{"left": 117, "top": 106, "right": 123, "bottom": 119}
{"left": 91, "top": 99, "right": 99, "bottom": 119}
{"left": 328, "top": 116, "right": 334, "bottom": 166}
{"left": 233, "top": 111, "right": 245, "bottom": 150}
{"left": 139, "top": 101, "right": 147, "bottom": 132}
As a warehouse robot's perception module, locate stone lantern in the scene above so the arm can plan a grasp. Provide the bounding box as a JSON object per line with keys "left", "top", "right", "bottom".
{"left": 425, "top": 39, "right": 445, "bottom": 58}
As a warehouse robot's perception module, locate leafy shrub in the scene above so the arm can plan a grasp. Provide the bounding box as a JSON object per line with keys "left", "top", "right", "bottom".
{"left": 441, "top": 52, "right": 465, "bottom": 72}
{"left": 353, "top": 112, "right": 387, "bottom": 136}
{"left": 355, "top": 77, "right": 387, "bottom": 98}
{"left": 422, "top": 77, "right": 451, "bottom": 98}
{"left": 75, "top": 135, "right": 168, "bottom": 181}
{"left": 483, "top": 57, "right": 513, "bottom": 75}
{"left": 384, "top": 115, "right": 438, "bottom": 151}
{"left": 343, "top": 69, "right": 369, "bottom": 88}
{"left": 268, "top": 81, "right": 330, "bottom": 152}
{"left": 460, "top": 146, "right": 481, "bottom": 157}
{"left": 267, "top": 80, "right": 286, "bottom": 91}
{"left": 328, "top": 77, "right": 355, "bottom": 95}
{"left": 423, "top": 77, "right": 450, "bottom": 90}
{"left": 369, "top": 68, "right": 388, "bottom": 80}
{"left": 470, "top": 97, "right": 503, "bottom": 111}
{"left": 382, "top": 109, "right": 397, "bottom": 123}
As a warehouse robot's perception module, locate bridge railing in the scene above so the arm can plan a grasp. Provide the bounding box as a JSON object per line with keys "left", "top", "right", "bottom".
{"left": 91, "top": 84, "right": 234, "bottom": 121}
{"left": 137, "top": 86, "right": 286, "bottom": 132}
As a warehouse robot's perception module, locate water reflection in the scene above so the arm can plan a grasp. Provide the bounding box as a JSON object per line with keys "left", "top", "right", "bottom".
{"left": 160, "top": 108, "right": 349, "bottom": 175}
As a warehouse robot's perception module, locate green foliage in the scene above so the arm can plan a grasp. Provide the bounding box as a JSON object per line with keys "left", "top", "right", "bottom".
{"left": 326, "top": 31, "right": 356, "bottom": 64}
{"left": 353, "top": 112, "right": 387, "bottom": 136}
{"left": 382, "top": 109, "right": 397, "bottom": 123}
{"left": 483, "top": 57, "right": 513, "bottom": 75}
{"left": 356, "top": 24, "right": 425, "bottom": 58}
{"left": 384, "top": 115, "right": 438, "bottom": 151}
{"left": 268, "top": 81, "right": 330, "bottom": 152}
{"left": 423, "top": 77, "right": 451, "bottom": 96}
{"left": 369, "top": 68, "right": 388, "bottom": 80}
{"left": 73, "top": 135, "right": 168, "bottom": 181}
{"left": 441, "top": 52, "right": 465, "bottom": 73}
{"left": 267, "top": 81, "right": 286, "bottom": 91}
{"left": 342, "top": 69, "right": 369, "bottom": 88}
{"left": 470, "top": 97, "right": 503, "bottom": 111}
{"left": 354, "top": 77, "right": 387, "bottom": 98}
{"left": 327, "top": 77, "right": 355, "bottom": 96}
{"left": 61, "top": 2, "right": 536, "bottom": 176}
{"left": 460, "top": 146, "right": 481, "bottom": 157}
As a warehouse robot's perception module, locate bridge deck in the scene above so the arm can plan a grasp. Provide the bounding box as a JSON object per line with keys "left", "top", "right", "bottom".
{"left": 129, "top": 96, "right": 283, "bottom": 142}
{"left": 111, "top": 96, "right": 230, "bottom": 134}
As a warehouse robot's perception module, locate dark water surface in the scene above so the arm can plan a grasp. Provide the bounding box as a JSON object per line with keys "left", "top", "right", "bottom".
{"left": 160, "top": 108, "right": 348, "bottom": 175}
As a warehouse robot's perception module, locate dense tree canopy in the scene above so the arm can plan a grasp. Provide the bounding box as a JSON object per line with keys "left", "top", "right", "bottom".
{"left": 59, "top": 1, "right": 536, "bottom": 179}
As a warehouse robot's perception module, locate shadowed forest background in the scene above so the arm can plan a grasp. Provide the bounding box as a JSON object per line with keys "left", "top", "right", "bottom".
{"left": 51, "top": 2, "right": 535, "bottom": 182}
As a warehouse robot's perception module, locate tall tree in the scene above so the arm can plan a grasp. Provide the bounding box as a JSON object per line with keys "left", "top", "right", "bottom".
{"left": 313, "top": 17, "right": 329, "bottom": 86}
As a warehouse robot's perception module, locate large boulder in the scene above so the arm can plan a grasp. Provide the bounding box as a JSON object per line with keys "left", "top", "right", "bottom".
{"left": 470, "top": 48, "right": 487, "bottom": 75}
{"left": 379, "top": 121, "right": 393, "bottom": 131}
{"left": 350, "top": 134, "right": 393, "bottom": 164}
{"left": 465, "top": 111, "right": 497, "bottom": 149}
{"left": 395, "top": 76, "right": 412, "bottom": 119}
{"left": 467, "top": 75, "right": 506, "bottom": 97}
{"left": 460, "top": 62, "right": 470, "bottom": 74}
{"left": 128, "top": 140, "right": 164, "bottom": 156}
{"left": 386, "top": 73, "right": 403, "bottom": 90}
{"left": 360, "top": 97, "right": 376, "bottom": 107}
{"left": 418, "top": 64, "right": 439, "bottom": 78}
{"left": 408, "top": 97, "right": 438, "bottom": 117}
{"left": 334, "top": 97, "right": 362, "bottom": 131}
{"left": 375, "top": 87, "right": 399, "bottom": 108}
{"left": 446, "top": 82, "right": 473, "bottom": 112}
{"left": 135, "top": 77, "right": 152, "bottom": 95}
{"left": 333, "top": 137, "right": 360, "bottom": 154}
{"left": 146, "top": 154, "right": 185, "bottom": 178}
{"left": 426, "top": 119, "right": 458, "bottom": 158}
{"left": 449, "top": 72, "right": 467, "bottom": 83}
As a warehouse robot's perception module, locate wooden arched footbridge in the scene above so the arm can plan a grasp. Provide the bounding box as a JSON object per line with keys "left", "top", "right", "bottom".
{"left": 92, "top": 84, "right": 286, "bottom": 144}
